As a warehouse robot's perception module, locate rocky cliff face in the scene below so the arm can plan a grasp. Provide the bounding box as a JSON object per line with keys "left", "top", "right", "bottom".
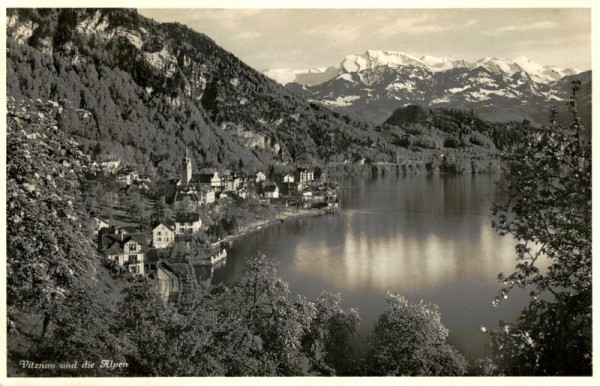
{"left": 6, "top": 8, "right": 387, "bottom": 173}
{"left": 8, "top": 8, "right": 561, "bottom": 174}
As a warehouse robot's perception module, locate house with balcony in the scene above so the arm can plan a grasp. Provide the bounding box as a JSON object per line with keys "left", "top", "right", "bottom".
{"left": 100, "top": 226, "right": 147, "bottom": 275}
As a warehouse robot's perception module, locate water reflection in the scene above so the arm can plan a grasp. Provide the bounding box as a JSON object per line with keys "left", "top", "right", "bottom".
{"left": 210, "top": 174, "right": 530, "bottom": 361}
{"left": 290, "top": 205, "right": 515, "bottom": 294}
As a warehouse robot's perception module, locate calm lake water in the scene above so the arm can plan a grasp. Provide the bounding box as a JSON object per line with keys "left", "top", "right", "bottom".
{"left": 200, "top": 174, "right": 530, "bottom": 362}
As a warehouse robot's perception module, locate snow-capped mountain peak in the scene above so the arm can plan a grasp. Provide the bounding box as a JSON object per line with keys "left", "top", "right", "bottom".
{"left": 419, "top": 55, "right": 456, "bottom": 71}
{"left": 474, "top": 56, "right": 519, "bottom": 76}
{"left": 339, "top": 50, "right": 427, "bottom": 73}
{"left": 474, "top": 56, "right": 581, "bottom": 83}
{"left": 262, "top": 66, "right": 338, "bottom": 86}
{"left": 263, "top": 50, "right": 582, "bottom": 86}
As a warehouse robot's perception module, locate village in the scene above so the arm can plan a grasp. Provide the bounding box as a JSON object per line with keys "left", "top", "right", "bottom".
{"left": 89, "top": 149, "right": 340, "bottom": 302}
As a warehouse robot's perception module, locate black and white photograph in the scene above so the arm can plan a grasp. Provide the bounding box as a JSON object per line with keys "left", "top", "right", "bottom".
{"left": 2, "top": 1, "right": 595, "bottom": 383}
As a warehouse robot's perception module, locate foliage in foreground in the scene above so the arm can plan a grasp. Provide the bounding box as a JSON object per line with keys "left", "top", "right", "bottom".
{"left": 6, "top": 98, "right": 98, "bottom": 338}
{"left": 8, "top": 248, "right": 469, "bottom": 377}
{"left": 5, "top": 94, "right": 467, "bottom": 377}
{"left": 484, "top": 82, "right": 591, "bottom": 375}
{"left": 362, "top": 294, "right": 468, "bottom": 376}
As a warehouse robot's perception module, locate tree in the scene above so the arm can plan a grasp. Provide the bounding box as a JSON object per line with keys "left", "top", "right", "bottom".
{"left": 363, "top": 294, "right": 467, "bottom": 376}
{"left": 174, "top": 196, "right": 196, "bottom": 216}
{"left": 35, "top": 281, "right": 125, "bottom": 376}
{"left": 221, "top": 216, "right": 238, "bottom": 235}
{"left": 112, "top": 281, "right": 186, "bottom": 376}
{"left": 7, "top": 99, "right": 97, "bottom": 337}
{"left": 124, "top": 190, "right": 150, "bottom": 224}
{"left": 300, "top": 292, "right": 360, "bottom": 375}
{"left": 487, "top": 82, "right": 591, "bottom": 375}
{"left": 151, "top": 196, "right": 173, "bottom": 225}
{"left": 228, "top": 254, "right": 312, "bottom": 375}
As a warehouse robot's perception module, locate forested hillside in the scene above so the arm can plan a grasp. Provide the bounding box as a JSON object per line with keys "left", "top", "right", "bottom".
{"left": 6, "top": 97, "right": 469, "bottom": 376}
{"left": 6, "top": 8, "right": 388, "bottom": 175}
{"left": 6, "top": 8, "right": 590, "bottom": 376}
{"left": 6, "top": 96, "right": 129, "bottom": 375}
{"left": 5, "top": 8, "right": 539, "bottom": 177}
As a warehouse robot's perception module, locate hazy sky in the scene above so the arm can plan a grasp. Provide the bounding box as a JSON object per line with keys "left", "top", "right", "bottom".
{"left": 139, "top": 8, "right": 591, "bottom": 71}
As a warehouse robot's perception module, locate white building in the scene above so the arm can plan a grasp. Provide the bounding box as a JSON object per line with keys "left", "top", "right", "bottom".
{"left": 90, "top": 215, "right": 109, "bottom": 235}
{"left": 263, "top": 184, "right": 280, "bottom": 199}
{"left": 255, "top": 171, "right": 266, "bottom": 183}
{"left": 296, "top": 168, "right": 315, "bottom": 187}
{"left": 100, "top": 227, "right": 146, "bottom": 275}
{"left": 200, "top": 188, "right": 216, "bottom": 204}
{"left": 152, "top": 222, "right": 175, "bottom": 249}
{"left": 175, "top": 213, "right": 202, "bottom": 234}
{"left": 100, "top": 159, "right": 121, "bottom": 173}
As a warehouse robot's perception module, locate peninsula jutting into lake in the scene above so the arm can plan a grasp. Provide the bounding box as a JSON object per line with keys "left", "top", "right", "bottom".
{"left": 5, "top": 7, "right": 592, "bottom": 379}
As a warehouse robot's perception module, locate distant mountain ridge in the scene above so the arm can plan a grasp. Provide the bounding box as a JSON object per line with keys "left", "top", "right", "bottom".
{"left": 6, "top": 9, "right": 392, "bottom": 173}
{"left": 262, "top": 66, "right": 338, "bottom": 86}
{"left": 6, "top": 8, "right": 587, "bottom": 177}
{"left": 263, "top": 49, "right": 581, "bottom": 85}
{"left": 273, "top": 50, "right": 590, "bottom": 129}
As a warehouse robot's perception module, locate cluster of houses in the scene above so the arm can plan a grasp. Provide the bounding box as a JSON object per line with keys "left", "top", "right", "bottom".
{"left": 92, "top": 212, "right": 203, "bottom": 276}
{"left": 90, "top": 159, "right": 152, "bottom": 194}
{"left": 91, "top": 148, "right": 339, "bottom": 277}
{"left": 170, "top": 149, "right": 338, "bottom": 209}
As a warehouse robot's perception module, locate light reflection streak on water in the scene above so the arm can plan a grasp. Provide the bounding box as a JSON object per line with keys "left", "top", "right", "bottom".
{"left": 210, "top": 174, "right": 538, "bottom": 361}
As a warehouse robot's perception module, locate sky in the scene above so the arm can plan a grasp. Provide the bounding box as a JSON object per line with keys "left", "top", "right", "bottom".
{"left": 138, "top": 8, "right": 592, "bottom": 72}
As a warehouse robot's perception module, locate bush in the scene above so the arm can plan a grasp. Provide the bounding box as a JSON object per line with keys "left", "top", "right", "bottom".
{"left": 486, "top": 82, "right": 591, "bottom": 375}
{"left": 362, "top": 294, "right": 467, "bottom": 376}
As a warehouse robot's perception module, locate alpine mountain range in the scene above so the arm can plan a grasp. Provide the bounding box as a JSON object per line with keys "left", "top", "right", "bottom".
{"left": 6, "top": 8, "right": 591, "bottom": 174}
{"left": 264, "top": 50, "right": 591, "bottom": 128}
{"left": 5, "top": 7, "right": 593, "bottom": 378}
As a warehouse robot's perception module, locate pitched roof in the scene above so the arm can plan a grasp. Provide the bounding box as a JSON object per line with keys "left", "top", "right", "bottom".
{"left": 101, "top": 230, "right": 148, "bottom": 255}
{"left": 99, "top": 226, "right": 127, "bottom": 237}
{"left": 153, "top": 222, "right": 175, "bottom": 232}
{"left": 174, "top": 190, "right": 199, "bottom": 203}
{"left": 175, "top": 212, "right": 201, "bottom": 223}
{"left": 122, "top": 226, "right": 141, "bottom": 234}
{"left": 264, "top": 184, "right": 279, "bottom": 192}
{"left": 186, "top": 172, "right": 219, "bottom": 184}
{"left": 92, "top": 215, "right": 109, "bottom": 224}
{"left": 104, "top": 240, "right": 125, "bottom": 255}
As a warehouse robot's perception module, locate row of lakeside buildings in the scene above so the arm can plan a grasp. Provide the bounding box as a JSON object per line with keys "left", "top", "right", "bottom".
{"left": 90, "top": 149, "right": 339, "bottom": 277}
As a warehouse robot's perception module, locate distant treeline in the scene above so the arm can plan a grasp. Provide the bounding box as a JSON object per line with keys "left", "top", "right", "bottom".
{"left": 8, "top": 8, "right": 535, "bottom": 180}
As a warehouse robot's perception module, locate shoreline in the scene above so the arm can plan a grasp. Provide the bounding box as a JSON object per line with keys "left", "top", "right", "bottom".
{"left": 218, "top": 207, "right": 329, "bottom": 247}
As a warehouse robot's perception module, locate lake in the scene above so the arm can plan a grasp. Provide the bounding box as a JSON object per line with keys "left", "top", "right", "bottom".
{"left": 198, "top": 174, "right": 530, "bottom": 362}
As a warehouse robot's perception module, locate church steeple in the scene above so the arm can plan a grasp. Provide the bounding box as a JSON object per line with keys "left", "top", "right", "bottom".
{"left": 182, "top": 146, "right": 192, "bottom": 184}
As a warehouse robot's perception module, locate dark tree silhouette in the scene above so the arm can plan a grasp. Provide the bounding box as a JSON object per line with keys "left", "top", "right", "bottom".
{"left": 486, "top": 82, "right": 591, "bottom": 375}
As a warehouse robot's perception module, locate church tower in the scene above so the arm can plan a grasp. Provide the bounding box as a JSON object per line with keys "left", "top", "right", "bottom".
{"left": 182, "top": 147, "right": 192, "bottom": 184}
